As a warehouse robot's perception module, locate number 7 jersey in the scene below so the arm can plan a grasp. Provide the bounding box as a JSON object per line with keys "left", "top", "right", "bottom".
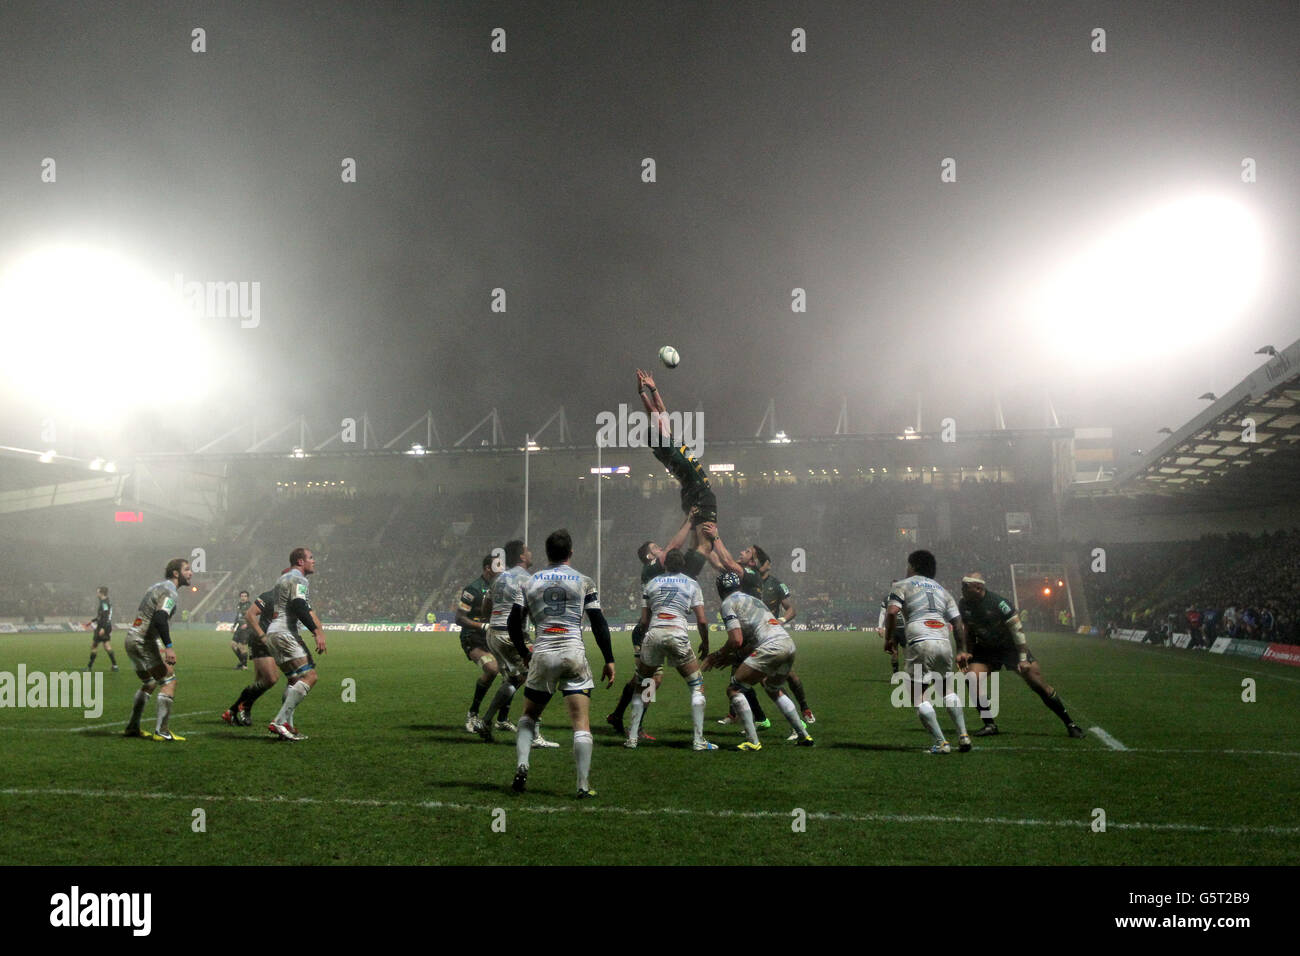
{"left": 517, "top": 564, "right": 599, "bottom": 651}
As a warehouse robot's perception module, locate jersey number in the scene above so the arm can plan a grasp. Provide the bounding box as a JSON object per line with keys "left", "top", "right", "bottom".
{"left": 542, "top": 587, "right": 567, "bottom": 618}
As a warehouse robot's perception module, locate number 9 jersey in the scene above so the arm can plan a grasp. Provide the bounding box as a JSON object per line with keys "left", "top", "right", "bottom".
{"left": 517, "top": 564, "right": 600, "bottom": 652}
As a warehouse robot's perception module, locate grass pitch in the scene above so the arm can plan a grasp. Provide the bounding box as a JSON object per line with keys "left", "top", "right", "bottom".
{"left": 2, "top": 629, "right": 1298, "bottom": 866}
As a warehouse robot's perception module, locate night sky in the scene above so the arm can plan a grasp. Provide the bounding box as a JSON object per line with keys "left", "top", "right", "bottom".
{"left": 2, "top": 0, "right": 1297, "bottom": 460}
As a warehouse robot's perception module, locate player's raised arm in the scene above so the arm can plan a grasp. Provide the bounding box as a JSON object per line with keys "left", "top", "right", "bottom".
{"left": 699, "top": 524, "right": 743, "bottom": 575}
{"left": 665, "top": 512, "right": 693, "bottom": 553}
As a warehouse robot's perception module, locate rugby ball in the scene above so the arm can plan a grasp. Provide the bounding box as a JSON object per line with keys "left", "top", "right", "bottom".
{"left": 659, "top": 345, "right": 680, "bottom": 368}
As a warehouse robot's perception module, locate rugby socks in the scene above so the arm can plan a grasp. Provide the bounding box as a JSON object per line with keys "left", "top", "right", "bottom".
{"left": 787, "top": 674, "right": 810, "bottom": 713}
{"left": 469, "top": 676, "right": 491, "bottom": 716}
{"left": 484, "top": 680, "right": 517, "bottom": 725}
{"left": 774, "top": 693, "right": 806, "bottom": 738}
{"left": 611, "top": 679, "right": 636, "bottom": 720}
{"left": 573, "top": 730, "right": 593, "bottom": 791}
{"left": 688, "top": 674, "right": 706, "bottom": 742}
{"left": 975, "top": 681, "right": 996, "bottom": 723}
{"left": 943, "top": 693, "right": 968, "bottom": 737}
{"left": 628, "top": 693, "right": 645, "bottom": 742}
{"left": 916, "top": 700, "right": 944, "bottom": 743}
{"left": 743, "top": 686, "right": 767, "bottom": 722}
{"left": 155, "top": 693, "right": 173, "bottom": 734}
{"left": 107, "top": 650, "right": 117, "bottom": 666}
{"left": 1036, "top": 687, "right": 1074, "bottom": 726}
{"left": 87, "top": 651, "right": 97, "bottom": 670}
{"left": 274, "top": 680, "right": 310, "bottom": 726}
{"left": 127, "top": 688, "right": 149, "bottom": 731}
{"left": 731, "top": 693, "right": 758, "bottom": 744}
{"left": 515, "top": 715, "right": 536, "bottom": 768}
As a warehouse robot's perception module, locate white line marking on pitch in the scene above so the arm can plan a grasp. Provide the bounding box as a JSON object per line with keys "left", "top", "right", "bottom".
{"left": 2, "top": 786, "right": 1298, "bottom": 836}
{"left": 0, "top": 711, "right": 212, "bottom": 732}
{"left": 1089, "top": 726, "right": 1129, "bottom": 751}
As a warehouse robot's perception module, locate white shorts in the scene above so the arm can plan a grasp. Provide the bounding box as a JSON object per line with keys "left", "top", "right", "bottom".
{"left": 525, "top": 644, "right": 595, "bottom": 696}
{"left": 487, "top": 628, "right": 527, "bottom": 680}
{"left": 124, "top": 633, "right": 165, "bottom": 676}
{"left": 741, "top": 634, "right": 796, "bottom": 686}
{"left": 264, "top": 628, "right": 311, "bottom": 668}
{"left": 903, "top": 637, "right": 954, "bottom": 683}
{"left": 640, "top": 627, "right": 695, "bottom": 671}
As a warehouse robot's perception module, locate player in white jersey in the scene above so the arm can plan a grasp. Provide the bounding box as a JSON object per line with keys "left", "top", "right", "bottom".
{"left": 263, "top": 547, "right": 328, "bottom": 741}
{"left": 702, "top": 572, "right": 813, "bottom": 751}
{"left": 881, "top": 549, "right": 971, "bottom": 754}
{"left": 506, "top": 529, "right": 615, "bottom": 798}
{"left": 478, "top": 540, "right": 558, "bottom": 747}
{"left": 123, "top": 558, "right": 192, "bottom": 741}
{"left": 625, "top": 549, "right": 717, "bottom": 751}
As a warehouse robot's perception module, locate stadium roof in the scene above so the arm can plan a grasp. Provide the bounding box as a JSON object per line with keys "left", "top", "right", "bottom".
{"left": 1077, "top": 337, "right": 1300, "bottom": 510}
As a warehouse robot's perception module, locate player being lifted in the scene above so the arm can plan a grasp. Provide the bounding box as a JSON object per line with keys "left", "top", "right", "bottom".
{"left": 881, "top": 550, "right": 971, "bottom": 754}
{"left": 230, "top": 590, "right": 253, "bottom": 670}
{"left": 85, "top": 586, "right": 118, "bottom": 672}
{"left": 456, "top": 555, "right": 501, "bottom": 734}
{"left": 625, "top": 548, "right": 717, "bottom": 751}
{"left": 263, "top": 548, "right": 328, "bottom": 741}
{"left": 636, "top": 368, "right": 717, "bottom": 549}
{"left": 702, "top": 571, "right": 813, "bottom": 751}
{"left": 507, "top": 529, "right": 615, "bottom": 798}
{"left": 957, "top": 572, "right": 1085, "bottom": 739}
{"left": 478, "top": 540, "right": 557, "bottom": 747}
{"left": 606, "top": 513, "right": 698, "bottom": 739}
{"left": 122, "top": 558, "right": 191, "bottom": 741}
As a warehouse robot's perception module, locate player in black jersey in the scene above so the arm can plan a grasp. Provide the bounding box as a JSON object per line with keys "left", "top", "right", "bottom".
{"left": 230, "top": 590, "right": 253, "bottom": 670}
{"left": 221, "top": 584, "right": 290, "bottom": 727}
{"left": 753, "top": 547, "right": 815, "bottom": 731}
{"left": 85, "top": 586, "right": 118, "bottom": 672}
{"left": 605, "top": 514, "right": 697, "bottom": 738}
{"left": 456, "top": 555, "right": 500, "bottom": 733}
{"left": 957, "top": 572, "right": 1085, "bottom": 739}
{"left": 636, "top": 369, "right": 719, "bottom": 547}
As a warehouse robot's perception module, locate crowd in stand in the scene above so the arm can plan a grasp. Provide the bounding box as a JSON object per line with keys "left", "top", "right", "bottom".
{"left": 1085, "top": 530, "right": 1300, "bottom": 645}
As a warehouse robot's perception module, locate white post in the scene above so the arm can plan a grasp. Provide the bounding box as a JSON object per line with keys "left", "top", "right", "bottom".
{"left": 524, "top": 433, "right": 530, "bottom": 547}
{"left": 596, "top": 439, "right": 602, "bottom": 595}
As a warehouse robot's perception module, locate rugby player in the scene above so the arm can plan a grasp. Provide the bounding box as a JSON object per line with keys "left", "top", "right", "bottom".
{"left": 957, "top": 572, "right": 1085, "bottom": 739}
{"left": 507, "top": 529, "right": 615, "bottom": 798}
{"left": 606, "top": 513, "right": 697, "bottom": 738}
{"left": 230, "top": 590, "right": 253, "bottom": 670}
{"left": 122, "top": 558, "right": 191, "bottom": 741}
{"left": 455, "top": 554, "right": 500, "bottom": 733}
{"left": 478, "top": 540, "right": 557, "bottom": 747}
{"left": 875, "top": 598, "right": 903, "bottom": 673}
{"left": 636, "top": 368, "right": 718, "bottom": 553}
{"left": 84, "top": 586, "right": 118, "bottom": 672}
{"left": 701, "top": 572, "right": 813, "bottom": 751}
{"left": 263, "top": 548, "right": 328, "bottom": 741}
{"left": 754, "top": 547, "right": 816, "bottom": 732}
{"left": 882, "top": 550, "right": 971, "bottom": 754}
{"left": 221, "top": 583, "right": 289, "bottom": 728}
{"left": 625, "top": 549, "right": 717, "bottom": 750}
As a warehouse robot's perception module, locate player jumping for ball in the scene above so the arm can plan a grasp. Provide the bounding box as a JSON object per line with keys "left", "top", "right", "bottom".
{"left": 636, "top": 368, "right": 717, "bottom": 549}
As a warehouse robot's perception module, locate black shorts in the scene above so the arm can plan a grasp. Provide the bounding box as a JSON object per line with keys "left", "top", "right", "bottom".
{"left": 249, "top": 634, "right": 273, "bottom": 660}
{"left": 92, "top": 626, "right": 113, "bottom": 645}
{"left": 461, "top": 627, "right": 489, "bottom": 660}
{"left": 972, "top": 644, "right": 1035, "bottom": 671}
{"left": 232, "top": 627, "right": 252, "bottom": 646}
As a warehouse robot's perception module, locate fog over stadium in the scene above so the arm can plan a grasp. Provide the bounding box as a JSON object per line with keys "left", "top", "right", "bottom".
{"left": 6, "top": 0, "right": 1300, "bottom": 888}
{"left": 1, "top": 1, "right": 1297, "bottom": 462}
